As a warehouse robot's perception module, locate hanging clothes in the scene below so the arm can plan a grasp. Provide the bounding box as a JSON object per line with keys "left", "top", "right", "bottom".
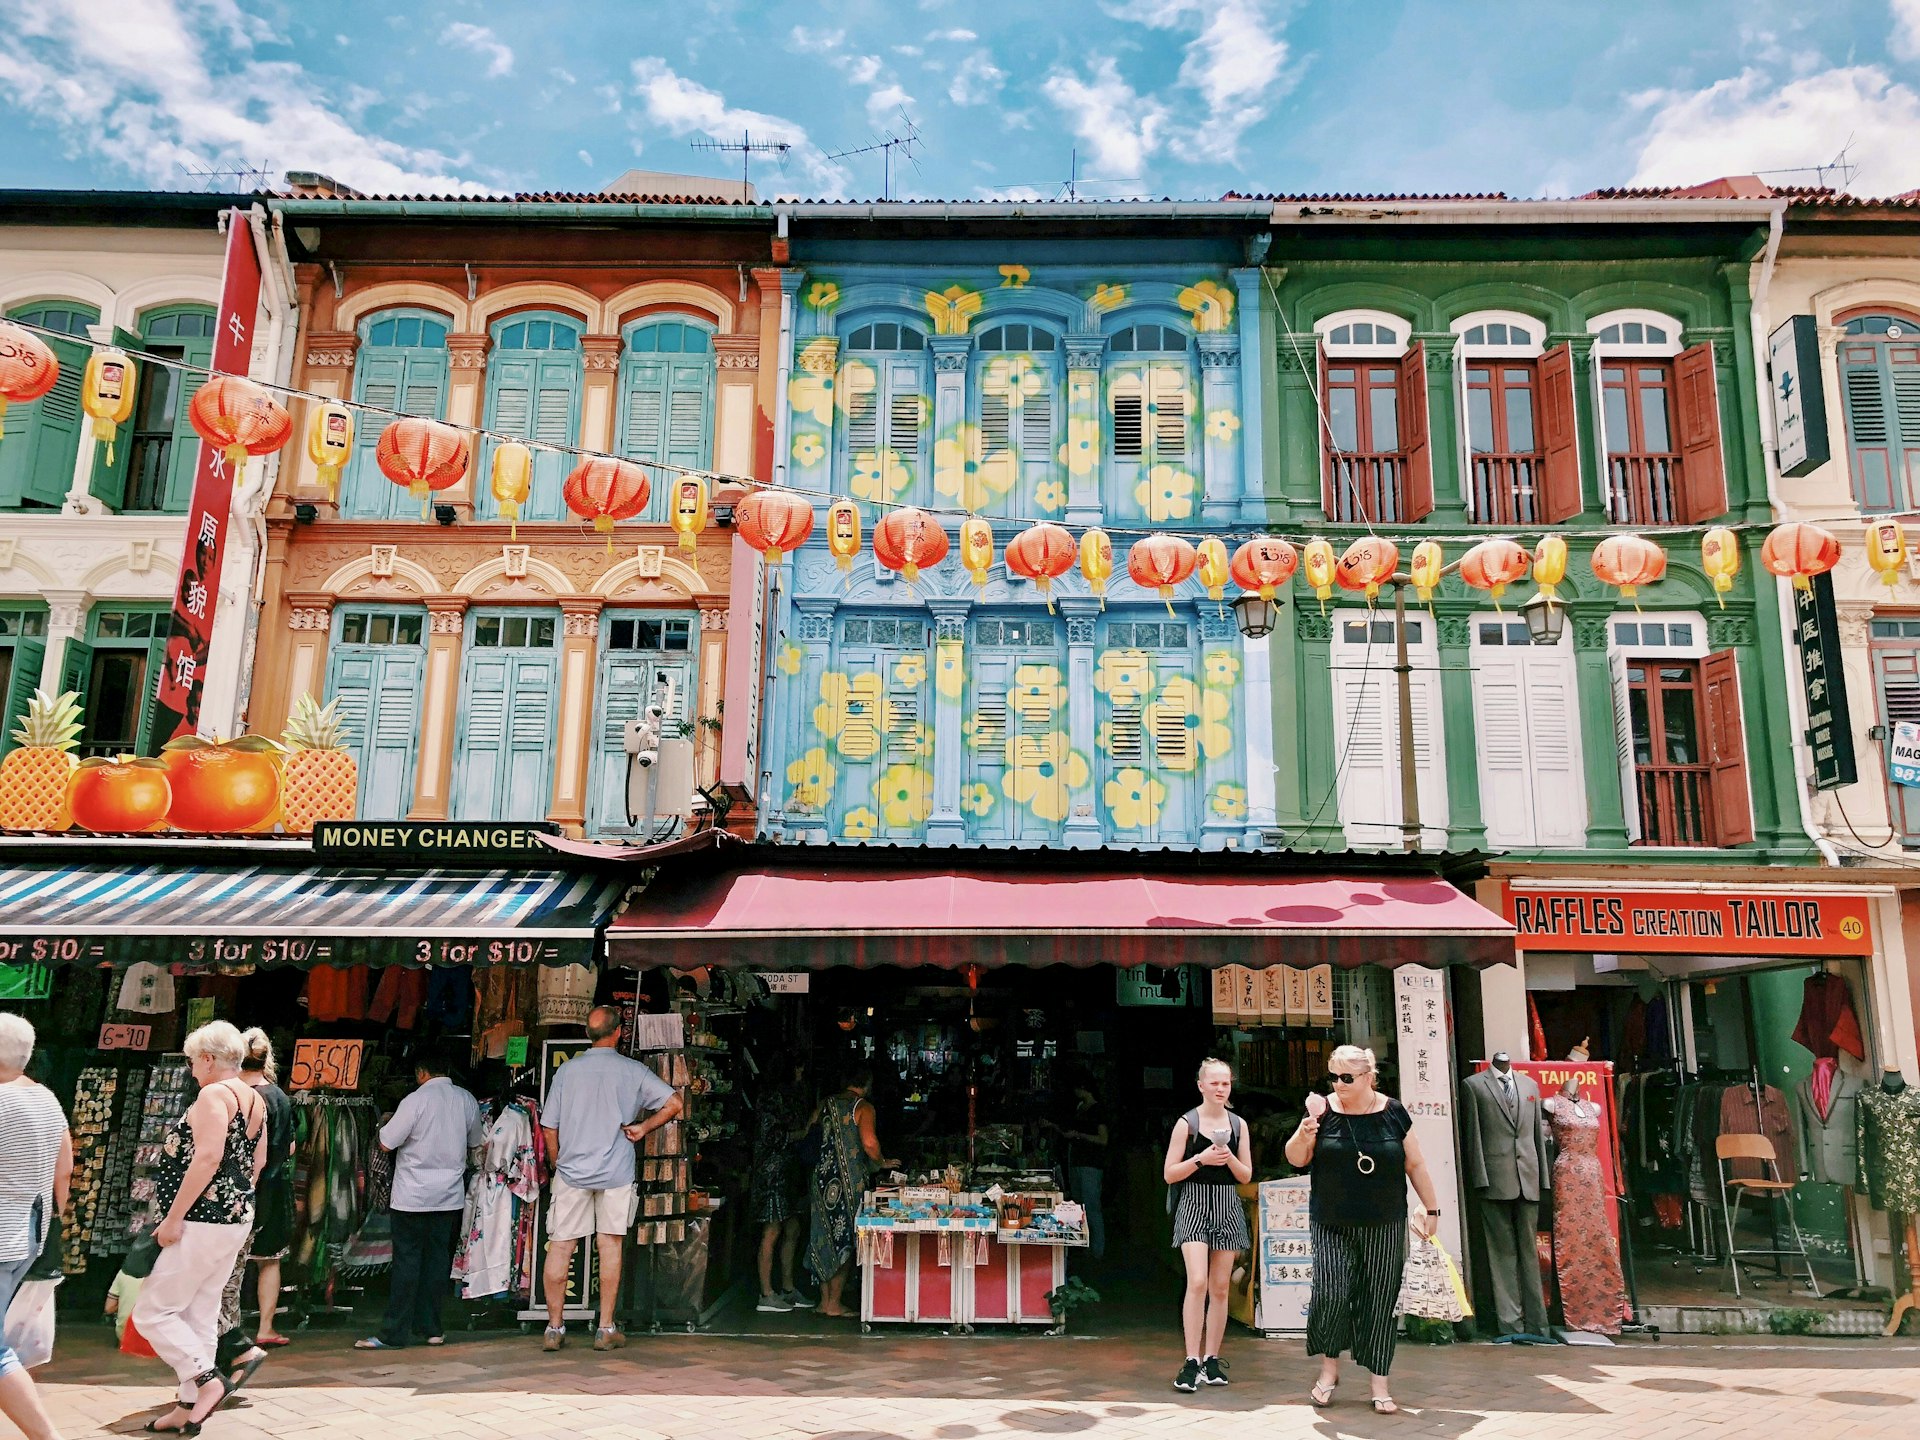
{"left": 306, "top": 966, "right": 371, "bottom": 1023}
{"left": 1545, "top": 1098, "right": 1630, "bottom": 1334}
{"left": 369, "top": 968, "right": 428, "bottom": 1031}
{"left": 1719, "top": 1083, "right": 1797, "bottom": 1184}
{"left": 290, "top": 1095, "right": 378, "bottom": 1291}
{"left": 1857, "top": 1085, "right": 1920, "bottom": 1213}
{"left": 1792, "top": 972, "right": 1866, "bottom": 1062}
{"left": 1527, "top": 996, "right": 1549, "bottom": 1062}
{"left": 454, "top": 1100, "right": 544, "bottom": 1300}
{"left": 424, "top": 968, "right": 472, "bottom": 1030}
{"left": 1794, "top": 1062, "right": 1862, "bottom": 1188}
{"left": 116, "top": 963, "right": 175, "bottom": 1013}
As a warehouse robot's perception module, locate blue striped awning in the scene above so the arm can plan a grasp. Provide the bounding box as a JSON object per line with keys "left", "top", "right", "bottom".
{"left": 0, "top": 862, "right": 628, "bottom": 968}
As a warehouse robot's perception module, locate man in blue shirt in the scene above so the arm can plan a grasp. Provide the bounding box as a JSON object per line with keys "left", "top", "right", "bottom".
{"left": 355, "top": 1051, "right": 483, "bottom": 1351}
{"left": 540, "top": 1006, "right": 681, "bottom": 1352}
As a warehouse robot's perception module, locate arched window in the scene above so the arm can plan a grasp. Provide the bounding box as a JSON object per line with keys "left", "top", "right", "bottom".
{"left": 970, "top": 323, "right": 1061, "bottom": 518}
{"left": 1589, "top": 310, "right": 1680, "bottom": 355}
{"left": 1106, "top": 322, "right": 1195, "bottom": 524}
{"left": 1317, "top": 310, "right": 1409, "bottom": 357}
{"left": 1315, "top": 311, "right": 1424, "bottom": 523}
{"left": 1453, "top": 311, "right": 1545, "bottom": 355}
{"left": 478, "top": 310, "right": 584, "bottom": 523}
{"left": 340, "top": 307, "right": 451, "bottom": 520}
{"left": 618, "top": 316, "right": 716, "bottom": 525}
{"left": 1838, "top": 311, "right": 1920, "bottom": 513}
{"left": 0, "top": 301, "right": 98, "bottom": 510}
{"left": 1453, "top": 312, "right": 1553, "bottom": 525}
{"left": 840, "top": 320, "right": 928, "bottom": 511}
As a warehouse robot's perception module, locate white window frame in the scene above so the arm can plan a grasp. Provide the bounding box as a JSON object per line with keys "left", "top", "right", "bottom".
{"left": 1587, "top": 308, "right": 1684, "bottom": 358}
{"left": 1317, "top": 309, "right": 1411, "bottom": 358}
{"left": 1467, "top": 615, "right": 1585, "bottom": 849}
{"left": 1605, "top": 609, "right": 1710, "bottom": 845}
{"left": 1451, "top": 310, "right": 1546, "bottom": 357}
{"left": 1328, "top": 609, "right": 1447, "bottom": 850}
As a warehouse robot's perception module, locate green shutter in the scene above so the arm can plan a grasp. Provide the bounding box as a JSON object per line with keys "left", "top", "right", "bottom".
{"left": 59, "top": 638, "right": 92, "bottom": 737}
{"left": 134, "top": 638, "right": 168, "bottom": 756}
{"left": 160, "top": 337, "right": 213, "bottom": 513}
{"left": 87, "top": 327, "right": 142, "bottom": 511}
{"left": 0, "top": 332, "right": 87, "bottom": 508}
{"left": 0, "top": 638, "right": 47, "bottom": 757}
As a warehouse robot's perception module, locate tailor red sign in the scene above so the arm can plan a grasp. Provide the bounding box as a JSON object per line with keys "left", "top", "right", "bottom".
{"left": 1504, "top": 886, "right": 1871, "bottom": 956}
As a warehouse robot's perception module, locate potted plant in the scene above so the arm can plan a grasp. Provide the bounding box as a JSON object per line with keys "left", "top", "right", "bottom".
{"left": 1045, "top": 1277, "right": 1102, "bottom": 1336}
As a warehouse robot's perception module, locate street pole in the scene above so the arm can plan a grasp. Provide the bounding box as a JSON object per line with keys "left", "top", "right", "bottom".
{"left": 1391, "top": 578, "right": 1421, "bottom": 853}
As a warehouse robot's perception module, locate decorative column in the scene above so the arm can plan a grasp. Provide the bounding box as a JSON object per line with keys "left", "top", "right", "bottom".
{"left": 1233, "top": 264, "right": 1274, "bottom": 527}
{"left": 926, "top": 601, "right": 970, "bottom": 845}
{"left": 580, "top": 336, "right": 623, "bottom": 459}
{"left": 250, "top": 526, "right": 298, "bottom": 738}
{"left": 785, "top": 332, "right": 835, "bottom": 499}
{"left": 444, "top": 333, "right": 490, "bottom": 515}
{"left": 714, "top": 335, "right": 760, "bottom": 485}
{"left": 411, "top": 596, "right": 469, "bottom": 821}
{"left": 280, "top": 592, "right": 335, "bottom": 722}
{"left": 1293, "top": 608, "right": 1346, "bottom": 850}
{"left": 1558, "top": 334, "right": 1601, "bottom": 516}
{"left": 36, "top": 591, "right": 89, "bottom": 694}
{"left": 1242, "top": 612, "right": 1279, "bottom": 848}
{"left": 292, "top": 332, "right": 359, "bottom": 503}
{"left": 695, "top": 596, "right": 729, "bottom": 789}
{"left": 1434, "top": 613, "right": 1487, "bottom": 851}
{"left": 1060, "top": 600, "right": 1102, "bottom": 848}
{"left": 1198, "top": 606, "right": 1242, "bottom": 848}
{"left": 1414, "top": 331, "right": 1468, "bottom": 526}
{"left": 773, "top": 269, "right": 806, "bottom": 489}
{"left": 930, "top": 337, "right": 970, "bottom": 505}
{"left": 750, "top": 267, "right": 785, "bottom": 489}
{"left": 547, "top": 597, "right": 605, "bottom": 835}
{"left": 1064, "top": 339, "right": 1104, "bottom": 526}
{"left": 778, "top": 596, "right": 836, "bottom": 842}
{"left": 1572, "top": 613, "right": 1629, "bottom": 850}
{"left": 1197, "top": 334, "right": 1242, "bottom": 526}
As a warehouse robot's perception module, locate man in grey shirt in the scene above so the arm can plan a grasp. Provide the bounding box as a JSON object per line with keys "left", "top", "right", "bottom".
{"left": 356, "top": 1051, "right": 483, "bottom": 1351}
{"left": 540, "top": 1006, "right": 681, "bottom": 1352}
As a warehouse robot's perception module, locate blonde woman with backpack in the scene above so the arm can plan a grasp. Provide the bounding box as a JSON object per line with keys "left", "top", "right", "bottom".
{"left": 1161, "top": 1058, "right": 1252, "bottom": 1393}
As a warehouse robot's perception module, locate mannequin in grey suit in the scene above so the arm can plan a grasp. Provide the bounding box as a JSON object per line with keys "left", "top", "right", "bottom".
{"left": 1458, "top": 1056, "right": 1553, "bottom": 1336}
{"left": 1792, "top": 1065, "right": 1861, "bottom": 1187}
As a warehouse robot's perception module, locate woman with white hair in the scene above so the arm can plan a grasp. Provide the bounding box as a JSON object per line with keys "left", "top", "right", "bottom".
{"left": 0, "top": 1012, "right": 71, "bottom": 1440}
{"left": 1284, "top": 1044, "right": 1441, "bottom": 1416}
{"left": 131, "top": 1021, "right": 266, "bottom": 1435}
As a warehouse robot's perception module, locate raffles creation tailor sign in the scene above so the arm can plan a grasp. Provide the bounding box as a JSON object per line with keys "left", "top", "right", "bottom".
{"left": 1793, "top": 571, "right": 1857, "bottom": 790}
{"left": 1768, "top": 315, "right": 1831, "bottom": 477}
{"left": 154, "top": 210, "right": 262, "bottom": 738}
{"left": 1505, "top": 884, "right": 1873, "bottom": 956}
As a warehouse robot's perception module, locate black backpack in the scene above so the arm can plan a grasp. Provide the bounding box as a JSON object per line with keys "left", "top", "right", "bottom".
{"left": 1166, "top": 1108, "right": 1242, "bottom": 1213}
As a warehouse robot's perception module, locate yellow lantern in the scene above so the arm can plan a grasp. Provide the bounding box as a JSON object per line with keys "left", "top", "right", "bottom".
{"left": 670, "top": 474, "right": 710, "bottom": 557}
{"left": 81, "top": 349, "right": 136, "bottom": 466}
{"left": 1079, "top": 527, "right": 1113, "bottom": 606}
{"left": 490, "top": 441, "right": 532, "bottom": 539}
{"left": 1532, "top": 535, "right": 1569, "bottom": 602}
{"left": 827, "top": 498, "right": 861, "bottom": 572}
{"left": 1867, "top": 520, "right": 1907, "bottom": 590}
{"left": 305, "top": 401, "right": 353, "bottom": 502}
{"left": 1303, "top": 538, "right": 1336, "bottom": 606}
{"left": 1195, "top": 536, "right": 1231, "bottom": 603}
{"left": 1701, "top": 525, "right": 1742, "bottom": 606}
{"left": 960, "top": 515, "right": 994, "bottom": 588}
{"left": 1410, "top": 540, "right": 1444, "bottom": 603}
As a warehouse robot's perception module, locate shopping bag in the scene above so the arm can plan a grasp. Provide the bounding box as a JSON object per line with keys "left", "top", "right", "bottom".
{"left": 4, "top": 1277, "right": 59, "bottom": 1369}
{"left": 1396, "top": 1231, "right": 1473, "bottom": 1323}
{"left": 120, "top": 1298, "right": 158, "bottom": 1359}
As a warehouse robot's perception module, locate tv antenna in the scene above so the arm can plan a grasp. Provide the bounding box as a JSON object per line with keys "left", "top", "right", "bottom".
{"left": 180, "top": 160, "right": 276, "bottom": 193}
{"left": 826, "top": 115, "right": 921, "bottom": 201}
{"left": 1756, "top": 138, "right": 1860, "bottom": 191}
{"left": 690, "top": 130, "right": 791, "bottom": 197}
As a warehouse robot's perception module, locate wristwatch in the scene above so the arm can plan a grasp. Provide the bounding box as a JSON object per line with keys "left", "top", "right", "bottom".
{"left": 1425, "top": 1209, "right": 1441, "bottom": 1216}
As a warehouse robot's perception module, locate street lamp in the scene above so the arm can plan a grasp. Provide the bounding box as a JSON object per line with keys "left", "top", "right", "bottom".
{"left": 1519, "top": 590, "right": 1566, "bottom": 646}
{"left": 1231, "top": 590, "right": 1280, "bottom": 639}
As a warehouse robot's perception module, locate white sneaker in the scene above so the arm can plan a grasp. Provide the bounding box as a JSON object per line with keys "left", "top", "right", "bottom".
{"left": 756, "top": 1293, "right": 794, "bottom": 1312}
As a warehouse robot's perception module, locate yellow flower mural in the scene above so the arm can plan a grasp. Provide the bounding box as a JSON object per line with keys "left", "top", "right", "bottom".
{"left": 834, "top": 358, "right": 878, "bottom": 414}
{"left": 1090, "top": 282, "right": 1128, "bottom": 314}
{"left": 1177, "top": 279, "right": 1235, "bottom": 333}
{"left": 1203, "top": 650, "right": 1241, "bottom": 688}
{"left": 894, "top": 721, "right": 936, "bottom": 760}
{"left": 1104, "top": 767, "right": 1167, "bottom": 829}
{"left": 1058, "top": 416, "right": 1099, "bottom": 477}
{"left": 962, "top": 712, "right": 1000, "bottom": 750}
{"left": 960, "top": 781, "right": 996, "bottom": 817}
{"left": 843, "top": 807, "right": 880, "bottom": 840}
{"left": 775, "top": 642, "right": 804, "bottom": 676}
{"left": 925, "top": 284, "right": 982, "bottom": 335}
{"left": 785, "top": 747, "right": 837, "bottom": 811}
{"left": 788, "top": 366, "right": 834, "bottom": 426}
{"left": 1210, "top": 783, "right": 1249, "bottom": 820}
{"left": 851, "top": 449, "right": 914, "bottom": 505}
{"left": 1004, "top": 731, "right": 1090, "bottom": 824}
{"left": 1093, "top": 648, "right": 1155, "bottom": 704}
{"left": 1205, "top": 409, "right": 1242, "bottom": 442}
{"left": 815, "top": 672, "right": 890, "bottom": 760}
{"left": 1034, "top": 479, "right": 1067, "bottom": 514}
{"left": 874, "top": 764, "right": 935, "bottom": 828}
{"left": 936, "top": 642, "right": 966, "bottom": 698}
{"left": 806, "top": 281, "right": 840, "bottom": 310}
{"left": 893, "top": 654, "right": 927, "bottom": 688}
{"left": 1144, "top": 675, "right": 1233, "bottom": 772}
{"left": 983, "top": 354, "right": 1045, "bottom": 407}
{"left": 1134, "top": 464, "right": 1198, "bottom": 521}
{"left": 791, "top": 433, "right": 825, "bottom": 468}
{"left": 1009, "top": 664, "right": 1067, "bottom": 723}
{"left": 934, "top": 422, "right": 1019, "bottom": 511}
{"left": 999, "top": 264, "right": 1030, "bottom": 288}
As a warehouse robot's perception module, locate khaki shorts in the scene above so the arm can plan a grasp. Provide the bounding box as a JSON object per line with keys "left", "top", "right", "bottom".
{"left": 548, "top": 1176, "right": 638, "bottom": 1241}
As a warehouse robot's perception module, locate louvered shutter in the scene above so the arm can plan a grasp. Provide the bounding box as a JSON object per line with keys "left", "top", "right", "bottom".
{"left": 967, "top": 652, "right": 1013, "bottom": 841}
{"left": 58, "top": 638, "right": 92, "bottom": 729}
{"left": 665, "top": 361, "right": 711, "bottom": 470}
{"left": 1398, "top": 341, "right": 1433, "bottom": 522}
{"left": 843, "top": 363, "right": 879, "bottom": 453}
{"left": 1406, "top": 661, "right": 1448, "bottom": 843}
{"left": 1149, "top": 363, "right": 1188, "bottom": 466}
{"left": 501, "top": 651, "right": 558, "bottom": 821}
{"left": 1874, "top": 646, "right": 1920, "bottom": 840}
{"left": 1895, "top": 351, "right": 1920, "bottom": 505}
{"left": 1701, "top": 648, "right": 1754, "bottom": 846}
{"left": 328, "top": 646, "right": 423, "bottom": 822}
{"left": 1609, "top": 649, "right": 1642, "bottom": 844}
{"left": 0, "top": 331, "right": 88, "bottom": 508}
{"left": 1020, "top": 377, "right": 1055, "bottom": 499}
{"left": 454, "top": 652, "right": 509, "bottom": 820}
{"left": 884, "top": 358, "right": 924, "bottom": 489}
{"left": 399, "top": 351, "right": 448, "bottom": 418}
{"left": 343, "top": 352, "right": 404, "bottom": 519}
{"left": 1333, "top": 652, "right": 1395, "bottom": 848}
{"left": 1473, "top": 652, "right": 1534, "bottom": 848}
{"left": 1843, "top": 339, "right": 1920, "bottom": 512}
{"left": 1673, "top": 342, "right": 1728, "bottom": 522}
{"left": 591, "top": 652, "right": 692, "bottom": 835}
{"left": 160, "top": 337, "right": 213, "bottom": 513}
{"left": 1526, "top": 652, "right": 1586, "bottom": 846}
{"left": 1537, "top": 343, "right": 1583, "bottom": 522}
{"left": 132, "top": 636, "right": 167, "bottom": 757}
{"left": 0, "top": 638, "right": 46, "bottom": 757}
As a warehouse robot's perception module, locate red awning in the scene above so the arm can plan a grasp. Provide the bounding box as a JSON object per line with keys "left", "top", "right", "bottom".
{"left": 608, "top": 867, "right": 1515, "bottom": 970}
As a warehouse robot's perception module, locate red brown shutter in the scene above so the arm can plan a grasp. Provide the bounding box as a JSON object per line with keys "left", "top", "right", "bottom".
{"left": 1318, "top": 342, "right": 1335, "bottom": 517}
{"left": 1673, "top": 341, "right": 1728, "bottom": 522}
{"left": 1399, "top": 340, "right": 1433, "bottom": 521}
{"left": 1701, "top": 648, "right": 1754, "bottom": 846}
{"left": 1537, "top": 343, "right": 1582, "bottom": 522}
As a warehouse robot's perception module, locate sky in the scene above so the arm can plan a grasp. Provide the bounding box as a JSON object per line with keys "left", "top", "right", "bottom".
{"left": 2, "top": 0, "right": 1919, "bottom": 202}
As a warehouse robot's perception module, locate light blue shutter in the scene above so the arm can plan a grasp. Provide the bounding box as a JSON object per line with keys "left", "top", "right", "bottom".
{"left": 966, "top": 651, "right": 1014, "bottom": 842}
{"left": 453, "top": 634, "right": 558, "bottom": 822}
{"left": 618, "top": 355, "right": 710, "bottom": 523}
{"left": 1106, "top": 359, "right": 1147, "bottom": 522}
{"left": 328, "top": 648, "right": 423, "bottom": 821}
{"left": 883, "top": 358, "right": 924, "bottom": 497}
{"left": 454, "top": 651, "right": 511, "bottom": 819}
{"left": 590, "top": 653, "right": 694, "bottom": 835}
{"left": 487, "top": 352, "right": 577, "bottom": 522}
{"left": 160, "top": 337, "right": 214, "bottom": 513}
{"left": 342, "top": 353, "right": 404, "bottom": 519}
{"left": 0, "top": 332, "right": 87, "bottom": 508}
{"left": 0, "top": 638, "right": 46, "bottom": 757}
{"left": 502, "top": 652, "right": 557, "bottom": 819}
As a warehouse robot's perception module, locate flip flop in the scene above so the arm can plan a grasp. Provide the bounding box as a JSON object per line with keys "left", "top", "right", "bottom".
{"left": 1310, "top": 1381, "right": 1336, "bottom": 1407}
{"left": 252, "top": 1335, "right": 292, "bottom": 1348}
{"left": 353, "top": 1337, "right": 398, "bottom": 1350}
{"left": 1371, "top": 1397, "right": 1399, "bottom": 1415}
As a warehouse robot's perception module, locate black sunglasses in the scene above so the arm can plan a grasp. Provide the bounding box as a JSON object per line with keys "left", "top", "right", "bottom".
{"left": 1329, "top": 1072, "right": 1360, "bottom": 1085}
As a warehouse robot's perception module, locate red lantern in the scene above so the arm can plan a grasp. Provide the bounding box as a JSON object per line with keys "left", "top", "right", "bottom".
{"left": 1127, "top": 533, "right": 1198, "bottom": 614}
{"left": 1005, "top": 522, "right": 1076, "bottom": 607}
{"left": 738, "top": 487, "right": 817, "bottom": 564}
{"left": 189, "top": 375, "right": 291, "bottom": 479}
{"left": 376, "top": 418, "right": 470, "bottom": 518}
{"left": 563, "top": 458, "right": 652, "bottom": 552}
{"left": 0, "top": 321, "right": 59, "bottom": 442}
{"left": 873, "top": 507, "right": 950, "bottom": 582}
{"left": 1334, "top": 537, "right": 1400, "bottom": 602}
{"left": 1759, "top": 522, "right": 1842, "bottom": 591}
{"left": 1458, "top": 538, "right": 1530, "bottom": 606}
{"left": 1591, "top": 534, "right": 1669, "bottom": 601}
{"left": 1229, "top": 537, "right": 1298, "bottom": 601}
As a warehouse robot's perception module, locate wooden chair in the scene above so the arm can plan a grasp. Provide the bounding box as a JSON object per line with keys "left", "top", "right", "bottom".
{"left": 1714, "top": 1133, "right": 1820, "bottom": 1299}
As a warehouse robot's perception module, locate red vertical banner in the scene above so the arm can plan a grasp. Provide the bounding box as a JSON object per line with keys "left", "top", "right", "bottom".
{"left": 153, "top": 209, "right": 263, "bottom": 739}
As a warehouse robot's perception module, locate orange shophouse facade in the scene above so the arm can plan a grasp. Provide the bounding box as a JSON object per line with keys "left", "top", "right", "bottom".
{"left": 249, "top": 189, "right": 780, "bottom": 837}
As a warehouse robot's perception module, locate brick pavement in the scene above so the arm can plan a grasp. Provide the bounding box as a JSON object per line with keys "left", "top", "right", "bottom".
{"left": 28, "top": 1325, "right": 1920, "bottom": 1440}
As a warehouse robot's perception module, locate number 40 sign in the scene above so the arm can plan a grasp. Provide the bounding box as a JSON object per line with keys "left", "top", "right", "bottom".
{"left": 289, "top": 1037, "right": 365, "bottom": 1092}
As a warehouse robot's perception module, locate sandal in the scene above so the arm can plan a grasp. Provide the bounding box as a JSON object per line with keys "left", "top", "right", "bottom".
{"left": 227, "top": 1348, "right": 268, "bottom": 1400}
{"left": 186, "top": 1371, "right": 235, "bottom": 1427}
{"left": 143, "top": 1419, "right": 200, "bottom": 1437}
{"left": 1310, "top": 1381, "right": 1336, "bottom": 1406}
{"left": 1371, "top": 1396, "right": 1399, "bottom": 1415}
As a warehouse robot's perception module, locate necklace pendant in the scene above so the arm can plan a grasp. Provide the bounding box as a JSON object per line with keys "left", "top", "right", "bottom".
{"left": 1356, "top": 1152, "right": 1376, "bottom": 1175}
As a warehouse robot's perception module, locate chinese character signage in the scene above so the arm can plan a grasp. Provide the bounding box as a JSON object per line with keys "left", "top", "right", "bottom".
{"left": 1505, "top": 884, "right": 1873, "bottom": 956}
{"left": 1793, "top": 571, "right": 1857, "bottom": 790}
{"left": 1253, "top": 1178, "right": 1313, "bottom": 1333}
{"left": 1393, "top": 966, "right": 1461, "bottom": 1256}
{"left": 1768, "top": 314, "right": 1831, "bottom": 477}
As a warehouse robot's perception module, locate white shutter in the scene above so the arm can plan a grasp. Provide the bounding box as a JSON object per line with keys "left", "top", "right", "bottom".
{"left": 1527, "top": 651, "right": 1587, "bottom": 846}
{"left": 1609, "top": 648, "right": 1642, "bottom": 843}
{"left": 1472, "top": 652, "right": 1535, "bottom": 849}
{"left": 1407, "top": 664, "right": 1449, "bottom": 846}
{"left": 1333, "top": 658, "right": 1396, "bottom": 849}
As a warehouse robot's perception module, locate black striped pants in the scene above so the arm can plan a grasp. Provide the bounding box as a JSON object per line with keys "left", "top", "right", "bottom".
{"left": 1305, "top": 1219, "right": 1407, "bottom": 1376}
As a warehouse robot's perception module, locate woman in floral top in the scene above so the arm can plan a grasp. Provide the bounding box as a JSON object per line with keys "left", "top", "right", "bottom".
{"left": 130, "top": 1023, "right": 266, "bottom": 1435}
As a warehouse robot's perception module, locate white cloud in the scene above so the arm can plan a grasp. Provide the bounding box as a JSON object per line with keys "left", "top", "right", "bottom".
{"left": 949, "top": 51, "right": 1006, "bottom": 106}
{"left": 928, "top": 28, "right": 977, "bottom": 41}
{"left": 787, "top": 26, "right": 844, "bottom": 55}
{"left": 866, "top": 82, "right": 912, "bottom": 126}
{"left": 1630, "top": 65, "right": 1920, "bottom": 195}
{"left": 1043, "top": 57, "right": 1168, "bottom": 177}
{"left": 578, "top": 149, "right": 593, "bottom": 168}
{"left": 442, "top": 22, "right": 514, "bottom": 79}
{"left": 628, "top": 56, "right": 848, "bottom": 196}
{"left": 1893, "top": 0, "right": 1920, "bottom": 60}
{"left": 0, "top": 0, "right": 482, "bottom": 193}
{"left": 846, "top": 55, "right": 883, "bottom": 86}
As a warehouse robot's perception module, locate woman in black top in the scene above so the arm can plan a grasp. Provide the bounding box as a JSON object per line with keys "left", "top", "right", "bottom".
{"left": 1283, "top": 1044, "right": 1440, "bottom": 1416}
{"left": 1161, "top": 1058, "right": 1252, "bottom": 1394}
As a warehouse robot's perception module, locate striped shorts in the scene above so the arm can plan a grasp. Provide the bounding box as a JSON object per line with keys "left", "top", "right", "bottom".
{"left": 1170, "top": 1183, "right": 1250, "bottom": 1251}
{"left": 1305, "top": 1218, "right": 1408, "bottom": 1376}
